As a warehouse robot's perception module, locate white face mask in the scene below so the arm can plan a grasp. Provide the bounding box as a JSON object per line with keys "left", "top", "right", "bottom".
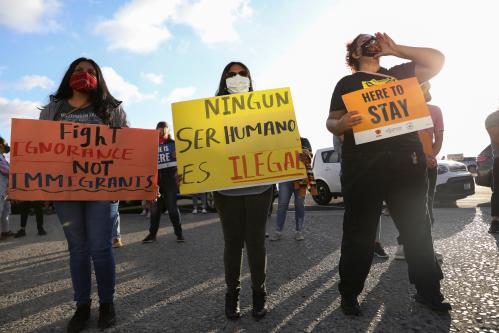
{"left": 226, "top": 74, "right": 250, "bottom": 94}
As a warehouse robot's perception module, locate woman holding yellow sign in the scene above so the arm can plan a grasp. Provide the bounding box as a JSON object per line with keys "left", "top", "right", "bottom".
{"left": 212, "top": 62, "right": 274, "bottom": 321}
{"left": 326, "top": 33, "right": 451, "bottom": 315}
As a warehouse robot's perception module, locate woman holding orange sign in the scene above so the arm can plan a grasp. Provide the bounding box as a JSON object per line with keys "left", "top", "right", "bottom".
{"left": 326, "top": 32, "right": 450, "bottom": 315}
{"left": 39, "top": 58, "right": 128, "bottom": 332}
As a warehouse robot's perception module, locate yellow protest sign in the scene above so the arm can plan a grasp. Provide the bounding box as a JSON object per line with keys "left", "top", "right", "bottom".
{"left": 172, "top": 88, "right": 306, "bottom": 194}
{"left": 341, "top": 77, "right": 433, "bottom": 144}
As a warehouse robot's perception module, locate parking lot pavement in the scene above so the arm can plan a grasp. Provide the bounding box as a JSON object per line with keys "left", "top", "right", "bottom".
{"left": 1, "top": 188, "right": 498, "bottom": 332}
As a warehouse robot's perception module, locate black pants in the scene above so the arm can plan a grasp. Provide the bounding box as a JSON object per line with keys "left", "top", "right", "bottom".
{"left": 338, "top": 150, "right": 443, "bottom": 299}
{"left": 214, "top": 188, "right": 273, "bottom": 294}
{"left": 149, "top": 171, "right": 182, "bottom": 237}
{"left": 20, "top": 201, "right": 44, "bottom": 230}
{"left": 491, "top": 157, "right": 499, "bottom": 217}
{"left": 427, "top": 167, "right": 437, "bottom": 225}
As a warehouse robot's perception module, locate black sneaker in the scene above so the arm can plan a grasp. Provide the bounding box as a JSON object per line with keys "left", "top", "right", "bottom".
{"left": 414, "top": 293, "right": 452, "bottom": 312}
{"left": 252, "top": 291, "right": 267, "bottom": 320}
{"left": 340, "top": 296, "right": 361, "bottom": 316}
{"left": 1, "top": 231, "right": 14, "bottom": 238}
{"left": 176, "top": 234, "right": 185, "bottom": 243}
{"left": 14, "top": 229, "right": 26, "bottom": 238}
{"left": 373, "top": 242, "right": 388, "bottom": 258}
{"left": 38, "top": 228, "right": 47, "bottom": 236}
{"left": 67, "top": 303, "right": 91, "bottom": 333}
{"left": 98, "top": 302, "right": 116, "bottom": 329}
{"left": 489, "top": 220, "right": 499, "bottom": 234}
{"left": 142, "top": 234, "right": 156, "bottom": 243}
{"left": 225, "top": 291, "right": 241, "bottom": 320}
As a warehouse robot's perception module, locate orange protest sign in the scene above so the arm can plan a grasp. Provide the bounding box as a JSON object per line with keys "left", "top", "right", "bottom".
{"left": 341, "top": 77, "right": 433, "bottom": 144}
{"left": 8, "top": 119, "right": 158, "bottom": 201}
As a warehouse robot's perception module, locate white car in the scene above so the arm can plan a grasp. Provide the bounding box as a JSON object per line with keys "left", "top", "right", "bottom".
{"left": 311, "top": 147, "right": 475, "bottom": 205}
{"left": 435, "top": 160, "right": 475, "bottom": 203}
{"left": 311, "top": 147, "right": 342, "bottom": 205}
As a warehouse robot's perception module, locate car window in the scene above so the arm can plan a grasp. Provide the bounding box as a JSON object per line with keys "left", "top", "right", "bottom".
{"left": 321, "top": 150, "right": 339, "bottom": 163}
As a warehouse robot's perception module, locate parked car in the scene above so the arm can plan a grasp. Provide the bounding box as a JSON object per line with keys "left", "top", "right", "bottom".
{"left": 475, "top": 145, "right": 493, "bottom": 187}
{"left": 311, "top": 147, "right": 475, "bottom": 205}
{"left": 118, "top": 192, "right": 216, "bottom": 213}
{"left": 311, "top": 147, "right": 342, "bottom": 205}
{"left": 461, "top": 157, "right": 478, "bottom": 174}
{"left": 434, "top": 160, "right": 475, "bottom": 202}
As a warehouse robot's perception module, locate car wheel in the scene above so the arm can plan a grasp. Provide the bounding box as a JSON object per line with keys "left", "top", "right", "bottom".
{"left": 206, "top": 192, "right": 216, "bottom": 212}
{"left": 312, "top": 180, "right": 333, "bottom": 205}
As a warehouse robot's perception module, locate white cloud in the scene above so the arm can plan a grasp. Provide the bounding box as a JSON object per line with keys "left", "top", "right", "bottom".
{"left": 101, "top": 67, "right": 155, "bottom": 104}
{"left": 162, "top": 86, "right": 196, "bottom": 104}
{"left": 94, "top": 0, "right": 252, "bottom": 53}
{"left": 174, "top": 0, "right": 252, "bottom": 43}
{"left": 141, "top": 72, "right": 164, "bottom": 85}
{"left": 0, "top": 96, "right": 40, "bottom": 125}
{"left": 0, "top": 0, "right": 61, "bottom": 33}
{"left": 16, "top": 75, "right": 55, "bottom": 90}
{"left": 94, "top": 0, "right": 179, "bottom": 53}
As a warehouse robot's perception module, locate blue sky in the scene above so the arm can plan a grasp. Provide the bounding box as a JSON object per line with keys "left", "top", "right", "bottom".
{"left": 0, "top": 0, "right": 497, "bottom": 158}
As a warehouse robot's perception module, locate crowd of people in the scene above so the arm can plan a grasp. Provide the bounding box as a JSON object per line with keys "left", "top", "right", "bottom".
{"left": 1, "top": 31, "right": 497, "bottom": 332}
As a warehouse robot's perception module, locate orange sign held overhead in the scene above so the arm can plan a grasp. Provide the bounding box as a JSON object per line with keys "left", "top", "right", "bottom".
{"left": 9, "top": 119, "right": 158, "bottom": 201}
{"left": 341, "top": 77, "right": 433, "bottom": 144}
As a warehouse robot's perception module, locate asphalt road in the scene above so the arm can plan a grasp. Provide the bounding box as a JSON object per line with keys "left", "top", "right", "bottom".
{"left": 0, "top": 186, "right": 498, "bottom": 332}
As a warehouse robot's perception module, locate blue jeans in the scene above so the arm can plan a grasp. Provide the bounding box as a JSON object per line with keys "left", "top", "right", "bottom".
{"left": 111, "top": 201, "right": 120, "bottom": 240}
{"left": 276, "top": 181, "right": 305, "bottom": 232}
{"left": 54, "top": 201, "right": 117, "bottom": 305}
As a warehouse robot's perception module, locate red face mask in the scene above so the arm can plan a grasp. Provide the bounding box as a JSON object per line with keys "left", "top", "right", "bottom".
{"left": 69, "top": 72, "right": 98, "bottom": 92}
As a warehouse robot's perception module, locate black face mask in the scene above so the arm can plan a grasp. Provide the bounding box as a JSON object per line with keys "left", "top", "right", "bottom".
{"left": 3, "top": 144, "right": 10, "bottom": 154}
{"left": 360, "top": 38, "right": 380, "bottom": 57}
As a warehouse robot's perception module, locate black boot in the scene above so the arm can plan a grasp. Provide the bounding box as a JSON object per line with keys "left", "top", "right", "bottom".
{"left": 224, "top": 291, "right": 241, "bottom": 320}
{"left": 67, "top": 303, "right": 91, "bottom": 333}
{"left": 98, "top": 302, "right": 116, "bottom": 329}
{"left": 252, "top": 291, "right": 267, "bottom": 320}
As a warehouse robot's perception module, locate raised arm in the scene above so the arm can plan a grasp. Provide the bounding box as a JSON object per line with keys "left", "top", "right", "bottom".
{"left": 374, "top": 32, "right": 445, "bottom": 83}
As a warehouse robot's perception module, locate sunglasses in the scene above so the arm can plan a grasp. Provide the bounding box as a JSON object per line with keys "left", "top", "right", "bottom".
{"left": 226, "top": 70, "right": 249, "bottom": 78}
{"left": 361, "top": 38, "right": 377, "bottom": 49}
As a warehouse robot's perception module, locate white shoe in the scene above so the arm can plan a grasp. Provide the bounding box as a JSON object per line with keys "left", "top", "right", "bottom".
{"left": 192, "top": 209, "right": 198, "bottom": 214}
{"left": 435, "top": 251, "right": 443, "bottom": 263}
{"left": 270, "top": 231, "right": 282, "bottom": 241}
{"left": 139, "top": 210, "right": 147, "bottom": 216}
{"left": 163, "top": 210, "right": 168, "bottom": 215}
{"left": 394, "top": 245, "right": 405, "bottom": 260}
{"left": 201, "top": 208, "right": 207, "bottom": 214}
{"left": 295, "top": 231, "right": 304, "bottom": 241}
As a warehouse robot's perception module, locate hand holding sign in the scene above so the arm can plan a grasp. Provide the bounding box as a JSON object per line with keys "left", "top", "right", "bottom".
{"left": 339, "top": 111, "right": 363, "bottom": 132}
{"left": 342, "top": 77, "right": 433, "bottom": 144}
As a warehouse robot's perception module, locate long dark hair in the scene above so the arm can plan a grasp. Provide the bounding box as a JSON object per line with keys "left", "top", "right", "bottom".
{"left": 51, "top": 57, "right": 121, "bottom": 123}
{"left": 215, "top": 61, "right": 253, "bottom": 96}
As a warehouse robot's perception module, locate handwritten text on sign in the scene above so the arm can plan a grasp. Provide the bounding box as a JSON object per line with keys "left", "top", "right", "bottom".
{"left": 341, "top": 77, "right": 433, "bottom": 144}
{"left": 9, "top": 119, "right": 158, "bottom": 200}
{"left": 172, "top": 87, "right": 306, "bottom": 194}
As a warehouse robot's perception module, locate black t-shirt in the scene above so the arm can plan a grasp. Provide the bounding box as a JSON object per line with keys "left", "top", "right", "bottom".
{"left": 329, "top": 62, "right": 422, "bottom": 154}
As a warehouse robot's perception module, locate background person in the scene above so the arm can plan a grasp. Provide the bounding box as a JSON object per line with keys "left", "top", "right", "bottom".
{"left": 111, "top": 203, "right": 122, "bottom": 248}
{"left": 39, "top": 57, "right": 128, "bottom": 332}
{"left": 212, "top": 62, "right": 273, "bottom": 321}
{"left": 271, "top": 137, "right": 313, "bottom": 241}
{"left": 142, "top": 122, "right": 184, "bottom": 243}
{"left": 395, "top": 81, "right": 444, "bottom": 259}
{"left": 326, "top": 32, "right": 450, "bottom": 315}
{"left": 0, "top": 137, "right": 12, "bottom": 240}
{"left": 192, "top": 193, "right": 208, "bottom": 214}
{"left": 14, "top": 201, "right": 46, "bottom": 237}
{"left": 485, "top": 109, "right": 499, "bottom": 234}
